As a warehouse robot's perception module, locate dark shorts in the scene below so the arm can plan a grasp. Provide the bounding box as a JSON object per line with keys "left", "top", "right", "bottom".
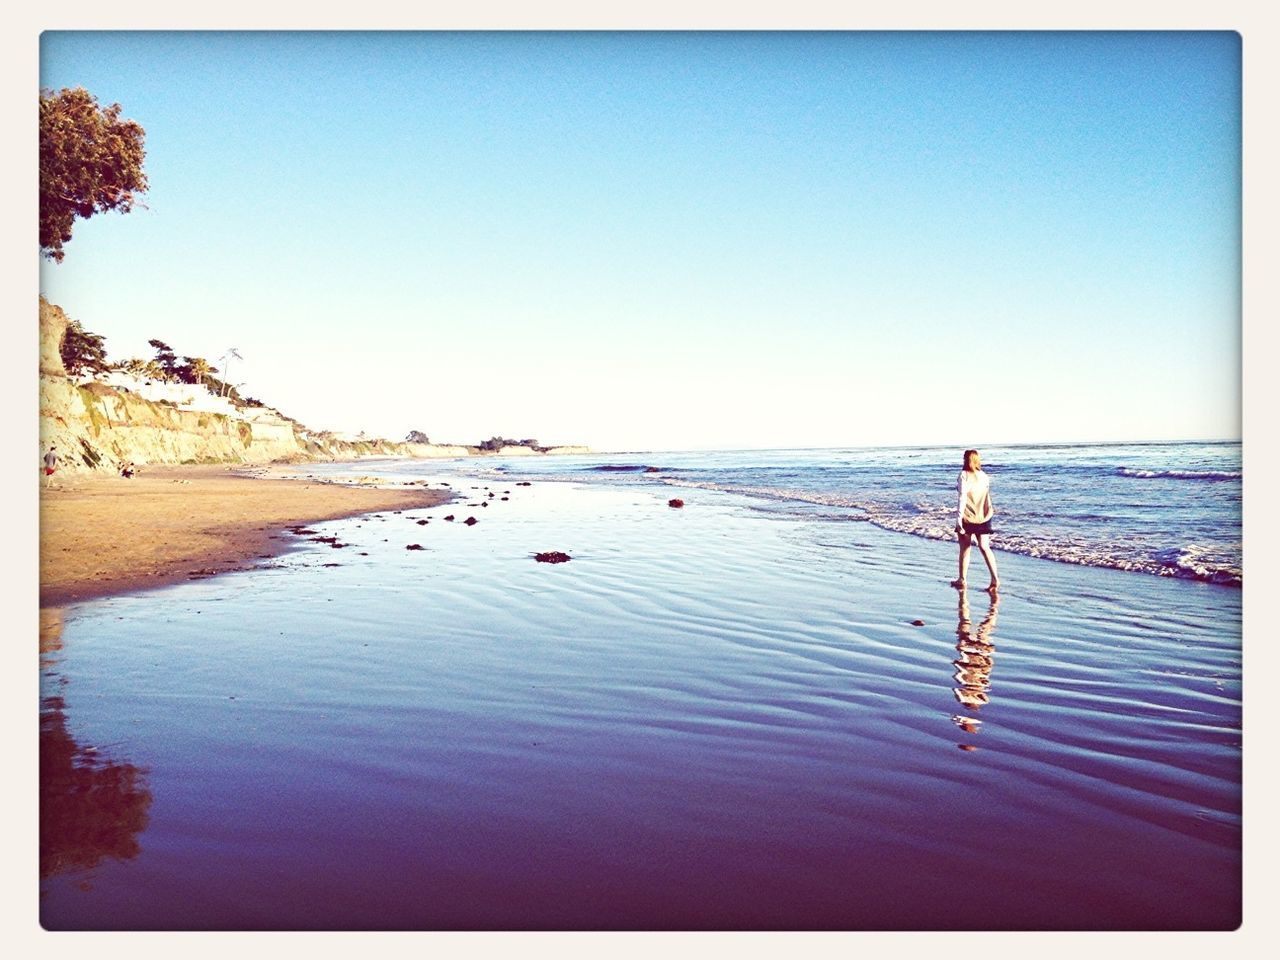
{"left": 962, "top": 519, "right": 993, "bottom": 536}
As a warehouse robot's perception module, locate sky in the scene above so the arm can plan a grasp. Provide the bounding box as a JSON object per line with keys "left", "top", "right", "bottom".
{"left": 38, "top": 30, "right": 1241, "bottom": 451}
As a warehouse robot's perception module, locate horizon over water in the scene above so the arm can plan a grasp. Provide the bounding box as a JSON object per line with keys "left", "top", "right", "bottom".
{"left": 354, "top": 440, "right": 1243, "bottom": 587}
{"left": 40, "top": 440, "right": 1242, "bottom": 930}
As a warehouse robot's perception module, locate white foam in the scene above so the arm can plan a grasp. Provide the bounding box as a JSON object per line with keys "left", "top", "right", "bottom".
{"left": 1117, "top": 468, "right": 1241, "bottom": 481}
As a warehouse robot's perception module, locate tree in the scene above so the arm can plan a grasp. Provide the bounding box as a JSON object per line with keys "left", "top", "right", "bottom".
{"left": 40, "top": 87, "right": 148, "bottom": 263}
{"left": 60, "top": 320, "right": 110, "bottom": 378}
{"left": 180, "top": 356, "right": 216, "bottom": 387}
{"left": 204, "top": 374, "right": 243, "bottom": 404}
{"left": 115, "top": 357, "right": 150, "bottom": 377}
{"left": 147, "top": 339, "right": 178, "bottom": 381}
{"left": 405, "top": 430, "right": 430, "bottom": 444}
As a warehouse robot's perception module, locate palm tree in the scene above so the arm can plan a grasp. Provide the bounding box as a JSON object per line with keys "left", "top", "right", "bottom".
{"left": 186, "top": 357, "right": 214, "bottom": 388}
{"left": 117, "top": 358, "right": 150, "bottom": 378}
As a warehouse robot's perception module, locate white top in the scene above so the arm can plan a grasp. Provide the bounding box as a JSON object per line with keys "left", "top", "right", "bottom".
{"left": 957, "top": 469, "right": 993, "bottom": 525}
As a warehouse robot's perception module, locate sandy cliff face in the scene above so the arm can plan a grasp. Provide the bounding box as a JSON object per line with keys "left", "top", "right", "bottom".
{"left": 40, "top": 379, "right": 306, "bottom": 472}
{"left": 37, "top": 298, "right": 589, "bottom": 473}
{"left": 40, "top": 298, "right": 70, "bottom": 378}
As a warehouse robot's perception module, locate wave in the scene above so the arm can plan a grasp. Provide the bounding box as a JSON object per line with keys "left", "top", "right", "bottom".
{"left": 659, "top": 478, "right": 1242, "bottom": 587}
{"left": 587, "top": 464, "right": 666, "bottom": 473}
{"left": 1117, "top": 468, "right": 1241, "bottom": 481}
{"left": 1153, "top": 545, "right": 1243, "bottom": 584}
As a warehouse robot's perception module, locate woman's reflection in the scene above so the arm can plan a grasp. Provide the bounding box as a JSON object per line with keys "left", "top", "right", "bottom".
{"left": 952, "top": 589, "right": 999, "bottom": 750}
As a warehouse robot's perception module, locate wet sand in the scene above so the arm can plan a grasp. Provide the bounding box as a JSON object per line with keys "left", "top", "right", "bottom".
{"left": 38, "top": 473, "right": 1241, "bottom": 930}
{"left": 39, "top": 465, "right": 451, "bottom": 608}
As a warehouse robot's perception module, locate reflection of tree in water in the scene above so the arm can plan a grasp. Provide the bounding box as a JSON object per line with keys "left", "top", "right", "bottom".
{"left": 951, "top": 592, "right": 999, "bottom": 751}
{"left": 40, "top": 694, "right": 151, "bottom": 880}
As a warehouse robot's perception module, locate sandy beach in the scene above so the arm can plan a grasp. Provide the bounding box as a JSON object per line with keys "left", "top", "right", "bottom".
{"left": 39, "top": 465, "right": 451, "bottom": 609}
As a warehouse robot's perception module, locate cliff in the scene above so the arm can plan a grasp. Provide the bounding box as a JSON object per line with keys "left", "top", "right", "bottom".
{"left": 38, "top": 299, "right": 589, "bottom": 473}
{"left": 40, "top": 378, "right": 304, "bottom": 470}
{"left": 41, "top": 299, "right": 70, "bottom": 377}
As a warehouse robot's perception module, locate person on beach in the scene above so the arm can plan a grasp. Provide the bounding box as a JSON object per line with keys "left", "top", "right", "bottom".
{"left": 43, "top": 445, "right": 58, "bottom": 488}
{"left": 952, "top": 449, "right": 999, "bottom": 593}
{"left": 121, "top": 461, "right": 135, "bottom": 479}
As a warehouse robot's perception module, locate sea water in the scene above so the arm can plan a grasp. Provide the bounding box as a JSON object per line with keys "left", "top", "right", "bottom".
{"left": 358, "top": 440, "right": 1242, "bottom": 585}
{"left": 39, "top": 444, "right": 1242, "bottom": 930}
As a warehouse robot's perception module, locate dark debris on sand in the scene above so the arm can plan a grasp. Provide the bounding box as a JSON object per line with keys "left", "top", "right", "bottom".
{"left": 309, "top": 535, "right": 347, "bottom": 548}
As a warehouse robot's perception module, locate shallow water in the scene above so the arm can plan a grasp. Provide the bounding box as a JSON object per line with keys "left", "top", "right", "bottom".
{"left": 40, "top": 473, "right": 1240, "bottom": 930}
{"left": 376, "top": 441, "right": 1242, "bottom": 585}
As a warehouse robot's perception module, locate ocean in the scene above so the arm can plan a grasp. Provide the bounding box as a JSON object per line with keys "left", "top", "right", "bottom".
{"left": 39, "top": 442, "right": 1242, "bottom": 930}
{"left": 334, "top": 440, "right": 1244, "bottom": 585}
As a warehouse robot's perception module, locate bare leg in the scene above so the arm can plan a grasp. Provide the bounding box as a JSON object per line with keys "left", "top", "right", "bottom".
{"left": 976, "top": 534, "right": 999, "bottom": 592}
{"left": 952, "top": 533, "right": 973, "bottom": 588}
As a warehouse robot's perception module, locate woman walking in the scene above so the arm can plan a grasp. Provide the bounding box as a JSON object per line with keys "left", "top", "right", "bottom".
{"left": 952, "top": 449, "right": 999, "bottom": 594}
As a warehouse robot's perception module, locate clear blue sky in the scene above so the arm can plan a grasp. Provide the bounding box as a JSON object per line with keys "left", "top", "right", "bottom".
{"left": 39, "top": 31, "right": 1240, "bottom": 451}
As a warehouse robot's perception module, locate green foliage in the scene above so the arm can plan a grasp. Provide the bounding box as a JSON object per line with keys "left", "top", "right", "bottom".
{"left": 40, "top": 87, "right": 148, "bottom": 262}
{"left": 60, "top": 320, "right": 110, "bottom": 377}
{"left": 203, "top": 374, "right": 244, "bottom": 404}
{"left": 115, "top": 357, "right": 151, "bottom": 378}
{"left": 142, "top": 344, "right": 220, "bottom": 390}
{"left": 180, "top": 356, "right": 216, "bottom": 386}
{"left": 478, "top": 436, "right": 540, "bottom": 451}
{"left": 147, "top": 340, "right": 178, "bottom": 380}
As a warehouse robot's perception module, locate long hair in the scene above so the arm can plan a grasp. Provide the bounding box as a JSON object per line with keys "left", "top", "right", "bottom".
{"left": 962, "top": 449, "right": 981, "bottom": 472}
